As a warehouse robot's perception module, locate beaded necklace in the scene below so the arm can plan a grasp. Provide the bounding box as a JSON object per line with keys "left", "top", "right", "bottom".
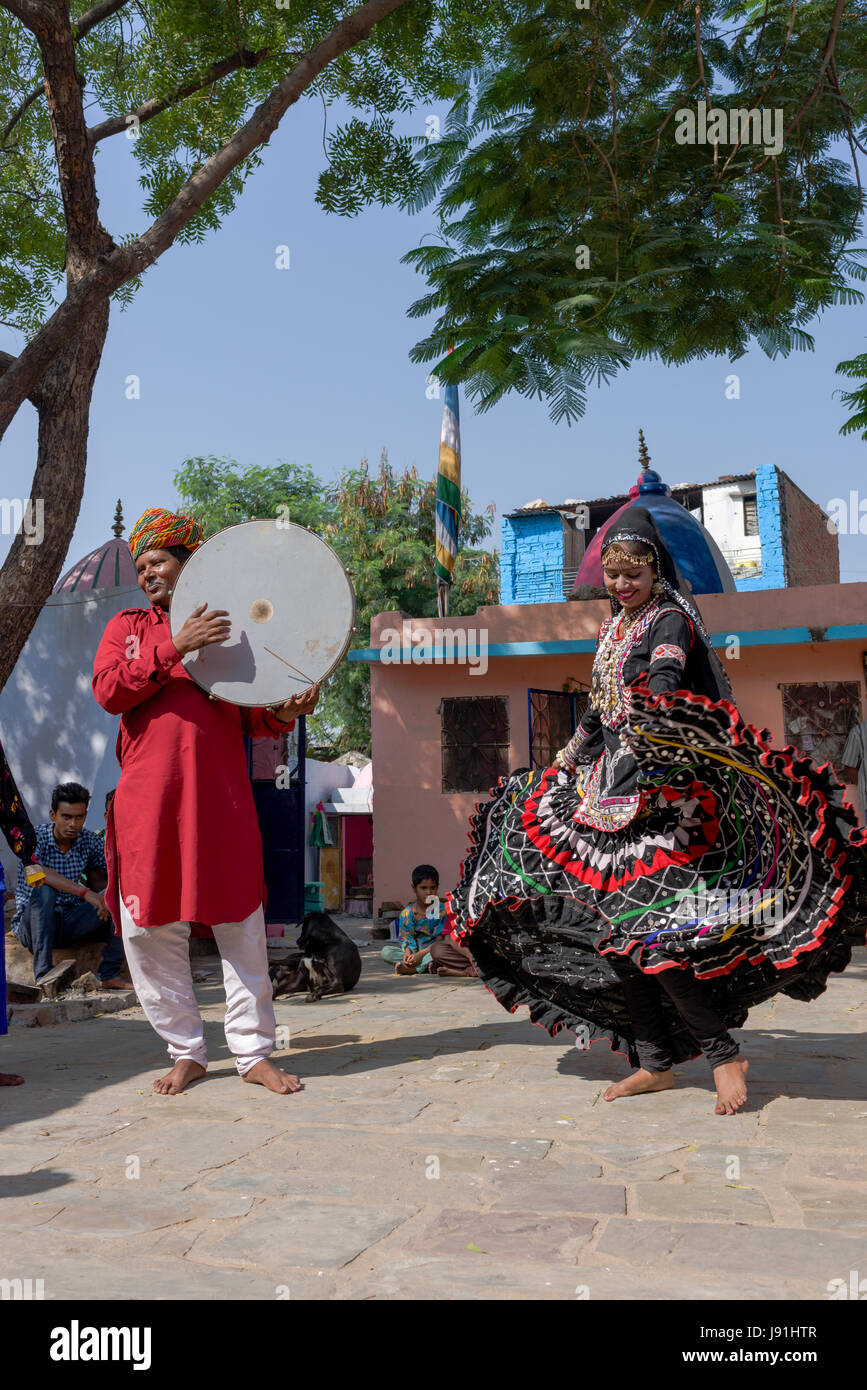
{"left": 590, "top": 596, "right": 659, "bottom": 728}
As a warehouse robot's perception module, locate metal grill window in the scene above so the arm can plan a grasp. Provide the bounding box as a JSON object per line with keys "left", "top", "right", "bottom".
{"left": 780, "top": 682, "right": 861, "bottom": 779}
{"left": 743, "top": 495, "right": 759, "bottom": 536}
{"left": 529, "top": 689, "right": 588, "bottom": 769}
{"left": 440, "top": 696, "right": 510, "bottom": 793}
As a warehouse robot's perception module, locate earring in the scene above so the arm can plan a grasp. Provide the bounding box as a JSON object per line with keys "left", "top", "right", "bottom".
{"left": 652, "top": 580, "right": 664, "bottom": 595}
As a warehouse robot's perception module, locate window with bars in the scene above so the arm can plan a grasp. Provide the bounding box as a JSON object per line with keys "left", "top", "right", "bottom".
{"left": 528, "top": 689, "right": 588, "bottom": 769}
{"left": 742, "top": 494, "right": 759, "bottom": 536}
{"left": 440, "top": 696, "right": 510, "bottom": 793}
{"left": 779, "top": 682, "right": 861, "bottom": 778}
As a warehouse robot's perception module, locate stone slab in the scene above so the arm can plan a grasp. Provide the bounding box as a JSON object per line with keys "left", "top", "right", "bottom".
{"left": 40, "top": 1188, "right": 254, "bottom": 1237}
{"left": 632, "top": 1177, "right": 773, "bottom": 1223}
{"left": 408, "top": 1209, "right": 597, "bottom": 1262}
{"left": 597, "top": 1218, "right": 867, "bottom": 1291}
{"left": 191, "top": 1202, "right": 410, "bottom": 1270}
{"left": 489, "top": 1175, "right": 625, "bottom": 1214}
{"left": 71, "top": 1119, "right": 282, "bottom": 1175}
{"left": 8, "top": 992, "right": 137, "bottom": 1027}
{"left": 785, "top": 1183, "right": 867, "bottom": 1231}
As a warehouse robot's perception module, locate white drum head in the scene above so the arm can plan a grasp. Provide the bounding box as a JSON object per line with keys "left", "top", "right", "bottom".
{"left": 169, "top": 519, "right": 355, "bottom": 706}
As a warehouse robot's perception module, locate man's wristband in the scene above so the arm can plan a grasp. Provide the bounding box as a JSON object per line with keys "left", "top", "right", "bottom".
{"left": 76, "top": 885, "right": 88, "bottom": 899}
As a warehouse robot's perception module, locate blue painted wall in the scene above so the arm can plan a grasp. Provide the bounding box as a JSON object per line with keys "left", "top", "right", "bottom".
{"left": 500, "top": 513, "right": 565, "bottom": 604}
{"left": 736, "top": 464, "right": 785, "bottom": 592}
{"left": 501, "top": 466, "right": 789, "bottom": 603}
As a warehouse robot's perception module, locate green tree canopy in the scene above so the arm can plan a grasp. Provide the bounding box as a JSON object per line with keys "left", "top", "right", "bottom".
{"left": 0, "top": 0, "right": 505, "bottom": 686}
{"left": 402, "top": 0, "right": 867, "bottom": 429}
{"left": 174, "top": 449, "right": 499, "bottom": 753}
{"left": 174, "top": 457, "right": 334, "bottom": 535}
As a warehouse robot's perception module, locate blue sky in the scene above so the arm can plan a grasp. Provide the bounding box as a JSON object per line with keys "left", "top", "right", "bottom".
{"left": 2, "top": 90, "right": 866, "bottom": 582}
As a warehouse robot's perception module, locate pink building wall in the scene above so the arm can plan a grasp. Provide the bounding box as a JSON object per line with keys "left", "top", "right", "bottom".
{"left": 368, "top": 584, "right": 867, "bottom": 912}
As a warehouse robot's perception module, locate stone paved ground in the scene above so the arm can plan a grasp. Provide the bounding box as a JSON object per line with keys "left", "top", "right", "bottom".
{"left": 2, "top": 932, "right": 866, "bottom": 1301}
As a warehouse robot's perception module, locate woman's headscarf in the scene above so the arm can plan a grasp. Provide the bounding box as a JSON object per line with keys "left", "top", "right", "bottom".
{"left": 129, "top": 508, "right": 204, "bottom": 563}
{"left": 599, "top": 505, "right": 733, "bottom": 702}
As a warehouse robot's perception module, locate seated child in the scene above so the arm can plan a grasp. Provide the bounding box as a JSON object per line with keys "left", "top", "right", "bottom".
{"left": 430, "top": 928, "right": 478, "bottom": 978}
{"left": 381, "top": 864, "right": 447, "bottom": 976}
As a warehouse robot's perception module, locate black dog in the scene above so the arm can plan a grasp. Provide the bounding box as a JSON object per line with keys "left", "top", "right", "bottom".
{"left": 270, "top": 912, "right": 362, "bottom": 1001}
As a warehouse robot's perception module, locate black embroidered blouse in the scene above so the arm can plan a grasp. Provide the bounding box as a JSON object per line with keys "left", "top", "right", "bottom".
{"left": 559, "top": 600, "right": 698, "bottom": 830}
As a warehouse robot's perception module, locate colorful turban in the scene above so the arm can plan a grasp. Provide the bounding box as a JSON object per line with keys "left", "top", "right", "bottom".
{"left": 128, "top": 508, "right": 204, "bottom": 563}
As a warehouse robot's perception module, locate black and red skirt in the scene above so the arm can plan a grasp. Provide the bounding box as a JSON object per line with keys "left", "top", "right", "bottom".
{"left": 446, "top": 686, "right": 866, "bottom": 1067}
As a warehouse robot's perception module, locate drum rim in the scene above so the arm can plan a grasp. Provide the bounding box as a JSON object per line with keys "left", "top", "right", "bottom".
{"left": 168, "top": 518, "right": 356, "bottom": 708}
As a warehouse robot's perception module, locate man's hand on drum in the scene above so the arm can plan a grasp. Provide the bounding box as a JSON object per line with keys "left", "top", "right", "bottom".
{"left": 173, "top": 603, "right": 231, "bottom": 656}
{"left": 272, "top": 683, "right": 321, "bottom": 723}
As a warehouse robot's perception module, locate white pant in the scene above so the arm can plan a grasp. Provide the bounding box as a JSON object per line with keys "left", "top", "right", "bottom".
{"left": 118, "top": 898, "right": 276, "bottom": 1075}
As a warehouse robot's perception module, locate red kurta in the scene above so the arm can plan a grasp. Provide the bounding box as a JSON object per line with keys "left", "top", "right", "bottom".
{"left": 93, "top": 604, "right": 293, "bottom": 931}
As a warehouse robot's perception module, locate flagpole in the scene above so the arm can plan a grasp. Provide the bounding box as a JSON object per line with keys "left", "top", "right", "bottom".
{"left": 435, "top": 357, "right": 461, "bottom": 620}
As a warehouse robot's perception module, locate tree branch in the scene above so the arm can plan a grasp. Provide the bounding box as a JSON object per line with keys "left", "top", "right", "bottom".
{"left": 0, "top": 1, "right": 54, "bottom": 27}
{"left": 770, "top": 156, "right": 787, "bottom": 328}
{"left": 0, "top": 0, "right": 414, "bottom": 434}
{"left": 73, "top": 0, "right": 131, "bottom": 40}
{"left": 33, "top": 6, "right": 113, "bottom": 263}
{"left": 0, "top": 0, "right": 134, "bottom": 149}
{"left": 0, "top": 86, "right": 42, "bottom": 147}
{"left": 695, "top": 1, "right": 718, "bottom": 169}
{"left": 87, "top": 45, "right": 274, "bottom": 143}
{"left": 743, "top": 0, "right": 848, "bottom": 178}
{"left": 0, "top": 347, "right": 43, "bottom": 409}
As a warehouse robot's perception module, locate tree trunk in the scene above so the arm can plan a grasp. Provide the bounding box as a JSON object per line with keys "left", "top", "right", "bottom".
{"left": 0, "top": 301, "right": 109, "bottom": 688}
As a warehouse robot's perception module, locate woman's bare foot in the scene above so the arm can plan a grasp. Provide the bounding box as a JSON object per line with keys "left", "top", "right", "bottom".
{"left": 394, "top": 962, "right": 415, "bottom": 976}
{"left": 0, "top": 1072, "right": 24, "bottom": 1086}
{"left": 714, "top": 1057, "right": 749, "bottom": 1114}
{"left": 604, "top": 1068, "right": 675, "bottom": 1101}
{"left": 153, "top": 1059, "right": 206, "bottom": 1095}
{"left": 243, "top": 1059, "right": 302, "bottom": 1094}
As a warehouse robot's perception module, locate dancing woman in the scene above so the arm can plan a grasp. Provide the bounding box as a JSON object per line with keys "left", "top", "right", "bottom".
{"left": 447, "top": 507, "right": 865, "bottom": 1114}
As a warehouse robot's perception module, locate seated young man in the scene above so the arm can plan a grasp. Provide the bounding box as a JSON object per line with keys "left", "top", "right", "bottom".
{"left": 11, "top": 782, "right": 129, "bottom": 989}
{"left": 381, "top": 864, "right": 447, "bottom": 976}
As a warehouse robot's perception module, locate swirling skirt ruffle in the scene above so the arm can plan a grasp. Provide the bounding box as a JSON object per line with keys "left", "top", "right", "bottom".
{"left": 447, "top": 686, "right": 866, "bottom": 1067}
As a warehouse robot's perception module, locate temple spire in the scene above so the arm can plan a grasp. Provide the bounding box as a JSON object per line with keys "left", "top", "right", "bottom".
{"left": 112, "top": 499, "right": 124, "bottom": 538}
{"left": 637, "top": 428, "right": 651, "bottom": 473}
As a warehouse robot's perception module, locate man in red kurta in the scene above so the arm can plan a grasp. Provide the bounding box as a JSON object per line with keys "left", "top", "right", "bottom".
{"left": 93, "top": 508, "right": 319, "bottom": 1095}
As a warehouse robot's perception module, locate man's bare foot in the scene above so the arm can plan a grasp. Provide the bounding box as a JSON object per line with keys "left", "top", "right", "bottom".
{"left": 153, "top": 1059, "right": 206, "bottom": 1095}
{"left": 242, "top": 1059, "right": 302, "bottom": 1094}
{"left": 100, "top": 976, "right": 135, "bottom": 991}
{"left": 604, "top": 1068, "right": 675, "bottom": 1101}
{"left": 714, "top": 1057, "right": 749, "bottom": 1114}
{"left": 0, "top": 1072, "right": 24, "bottom": 1086}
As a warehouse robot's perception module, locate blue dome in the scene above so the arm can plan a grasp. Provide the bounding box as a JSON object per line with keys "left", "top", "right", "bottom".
{"left": 633, "top": 481, "right": 736, "bottom": 594}
{"left": 574, "top": 437, "right": 737, "bottom": 595}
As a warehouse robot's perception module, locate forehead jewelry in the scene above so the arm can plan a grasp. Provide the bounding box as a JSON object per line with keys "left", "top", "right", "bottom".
{"left": 601, "top": 543, "right": 655, "bottom": 567}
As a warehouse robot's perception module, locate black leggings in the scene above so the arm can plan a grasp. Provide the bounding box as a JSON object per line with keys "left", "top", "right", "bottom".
{"left": 610, "top": 955, "right": 740, "bottom": 1072}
